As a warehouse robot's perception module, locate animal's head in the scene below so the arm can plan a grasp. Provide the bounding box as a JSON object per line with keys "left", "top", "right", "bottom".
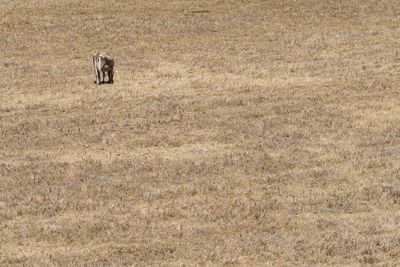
{"left": 108, "top": 58, "right": 114, "bottom": 68}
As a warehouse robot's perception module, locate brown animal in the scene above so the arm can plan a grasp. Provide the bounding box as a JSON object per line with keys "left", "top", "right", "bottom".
{"left": 93, "top": 52, "right": 114, "bottom": 84}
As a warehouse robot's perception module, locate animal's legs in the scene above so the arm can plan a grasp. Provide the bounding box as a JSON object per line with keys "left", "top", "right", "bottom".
{"left": 108, "top": 71, "right": 113, "bottom": 84}
{"left": 96, "top": 70, "right": 101, "bottom": 84}
{"left": 93, "top": 56, "right": 100, "bottom": 84}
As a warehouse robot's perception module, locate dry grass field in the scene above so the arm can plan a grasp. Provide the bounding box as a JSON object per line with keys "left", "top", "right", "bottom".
{"left": 2, "top": 0, "right": 400, "bottom": 265}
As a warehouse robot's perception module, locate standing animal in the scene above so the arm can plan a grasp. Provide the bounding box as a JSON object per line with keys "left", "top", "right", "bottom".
{"left": 93, "top": 52, "right": 114, "bottom": 84}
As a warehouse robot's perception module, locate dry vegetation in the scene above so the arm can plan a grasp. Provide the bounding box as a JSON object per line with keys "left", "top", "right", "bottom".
{"left": 2, "top": 0, "right": 400, "bottom": 265}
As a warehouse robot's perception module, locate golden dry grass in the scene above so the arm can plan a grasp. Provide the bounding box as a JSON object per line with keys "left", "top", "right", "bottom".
{"left": 2, "top": 0, "right": 400, "bottom": 265}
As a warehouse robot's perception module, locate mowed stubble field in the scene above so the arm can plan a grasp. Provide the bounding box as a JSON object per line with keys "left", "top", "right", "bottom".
{"left": 2, "top": 0, "right": 400, "bottom": 265}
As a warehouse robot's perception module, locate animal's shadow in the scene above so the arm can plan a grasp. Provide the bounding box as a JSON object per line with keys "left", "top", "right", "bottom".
{"left": 94, "top": 81, "right": 113, "bottom": 85}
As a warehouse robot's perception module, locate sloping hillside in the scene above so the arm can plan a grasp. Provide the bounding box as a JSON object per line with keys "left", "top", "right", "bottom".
{"left": 2, "top": 0, "right": 400, "bottom": 265}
